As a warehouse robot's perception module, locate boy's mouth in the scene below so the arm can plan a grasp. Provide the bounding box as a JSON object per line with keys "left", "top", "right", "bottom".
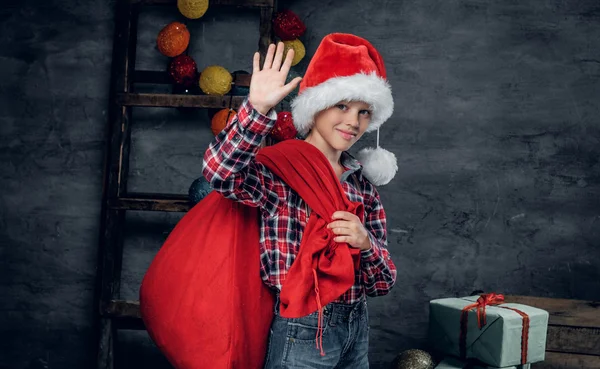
{"left": 336, "top": 129, "right": 357, "bottom": 141}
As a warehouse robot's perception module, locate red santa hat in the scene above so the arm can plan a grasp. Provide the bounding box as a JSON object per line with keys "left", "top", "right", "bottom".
{"left": 291, "top": 33, "right": 397, "bottom": 186}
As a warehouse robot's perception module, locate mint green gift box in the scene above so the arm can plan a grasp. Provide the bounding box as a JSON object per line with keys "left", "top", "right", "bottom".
{"left": 428, "top": 295, "right": 549, "bottom": 367}
{"left": 435, "top": 357, "right": 531, "bottom": 369}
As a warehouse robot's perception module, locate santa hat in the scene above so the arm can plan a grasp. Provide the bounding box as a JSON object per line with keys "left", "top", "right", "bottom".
{"left": 291, "top": 33, "right": 397, "bottom": 186}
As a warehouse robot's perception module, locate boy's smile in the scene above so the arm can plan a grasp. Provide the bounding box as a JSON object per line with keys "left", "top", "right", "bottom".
{"left": 305, "top": 100, "right": 372, "bottom": 162}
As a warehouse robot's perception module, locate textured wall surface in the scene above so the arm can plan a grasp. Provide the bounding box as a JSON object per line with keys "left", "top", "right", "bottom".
{"left": 1, "top": 0, "right": 599, "bottom": 368}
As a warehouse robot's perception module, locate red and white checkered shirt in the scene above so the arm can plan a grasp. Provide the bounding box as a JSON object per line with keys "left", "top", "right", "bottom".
{"left": 202, "top": 99, "right": 397, "bottom": 304}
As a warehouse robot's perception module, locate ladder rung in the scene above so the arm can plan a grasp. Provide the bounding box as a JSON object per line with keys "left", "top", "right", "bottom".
{"left": 117, "top": 92, "right": 246, "bottom": 109}
{"left": 104, "top": 300, "right": 145, "bottom": 330}
{"left": 111, "top": 193, "right": 191, "bottom": 212}
{"left": 131, "top": 0, "right": 273, "bottom": 8}
{"left": 134, "top": 70, "right": 252, "bottom": 87}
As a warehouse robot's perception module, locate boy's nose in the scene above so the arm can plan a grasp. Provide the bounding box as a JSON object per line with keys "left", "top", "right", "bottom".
{"left": 347, "top": 117, "right": 360, "bottom": 128}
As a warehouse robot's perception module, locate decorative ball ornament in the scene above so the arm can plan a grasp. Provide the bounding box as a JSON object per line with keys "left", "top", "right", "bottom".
{"left": 199, "top": 65, "right": 233, "bottom": 95}
{"left": 177, "top": 0, "right": 209, "bottom": 19}
{"left": 270, "top": 111, "right": 297, "bottom": 142}
{"left": 391, "top": 349, "right": 435, "bottom": 369}
{"left": 188, "top": 176, "right": 213, "bottom": 205}
{"left": 211, "top": 108, "right": 236, "bottom": 135}
{"left": 168, "top": 55, "right": 198, "bottom": 87}
{"left": 283, "top": 39, "right": 305, "bottom": 66}
{"left": 273, "top": 10, "right": 306, "bottom": 41}
{"left": 157, "top": 22, "right": 190, "bottom": 57}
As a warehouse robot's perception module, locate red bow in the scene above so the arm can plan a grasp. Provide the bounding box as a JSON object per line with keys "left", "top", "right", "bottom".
{"left": 458, "top": 293, "right": 530, "bottom": 365}
{"left": 465, "top": 293, "right": 505, "bottom": 329}
{"left": 459, "top": 293, "right": 505, "bottom": 359}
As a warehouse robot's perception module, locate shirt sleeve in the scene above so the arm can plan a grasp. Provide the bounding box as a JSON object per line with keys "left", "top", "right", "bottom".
{"left": 360, "top": 182, "right": 397, "bottom": 296}
{"left": 202, "top": 98, "right": 283, "bottom": 216}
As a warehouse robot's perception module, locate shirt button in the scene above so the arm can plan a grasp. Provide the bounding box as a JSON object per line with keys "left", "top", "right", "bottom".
{"left": 232, "top": 134, "right": 241, "bottom": 143}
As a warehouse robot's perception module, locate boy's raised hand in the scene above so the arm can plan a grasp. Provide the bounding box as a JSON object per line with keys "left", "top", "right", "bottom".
{"left": 248, "top": 42, "right": 302, "bottom": 115}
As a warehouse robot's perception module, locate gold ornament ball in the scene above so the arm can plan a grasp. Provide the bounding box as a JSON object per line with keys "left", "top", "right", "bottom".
{"left": 392, "top": 349, "right": 435, "bottom": 369}
{"left": 283, "top": 39, "right": 305, "bottom": 66}
{"left": 199, "top": 65, "right": 233, "bottom": 95}
{"left": 178, "top": 0, "right": 209, "bottom": 19}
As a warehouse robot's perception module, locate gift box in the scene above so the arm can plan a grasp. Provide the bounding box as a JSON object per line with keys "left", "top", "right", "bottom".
{"left": 435, "top": 356, "right": 531, "bottom": 369}
{"left": 429, "top": 294, "right": 548, "bottom": 367}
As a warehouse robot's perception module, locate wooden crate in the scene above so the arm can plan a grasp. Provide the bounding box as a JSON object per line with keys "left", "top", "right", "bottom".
{"left": 505, "top": 295, "right": 600, "bottom": 369}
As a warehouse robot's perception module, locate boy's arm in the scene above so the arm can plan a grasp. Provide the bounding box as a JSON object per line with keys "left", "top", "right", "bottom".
{"left": 202, "top": 98, "right": 282, "bottom": 215}
{"left": 360, "top": 184, "right": 397, "bottom": 296}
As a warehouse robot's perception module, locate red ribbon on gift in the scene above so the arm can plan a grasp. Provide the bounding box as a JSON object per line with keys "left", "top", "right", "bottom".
{"left": 459, "top": 293, "right": 530, "bottom": 365}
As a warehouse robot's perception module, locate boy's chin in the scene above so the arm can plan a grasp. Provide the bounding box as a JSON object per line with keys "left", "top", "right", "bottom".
{"left": 328, "top": 138, "right": 355, "bottom": 152}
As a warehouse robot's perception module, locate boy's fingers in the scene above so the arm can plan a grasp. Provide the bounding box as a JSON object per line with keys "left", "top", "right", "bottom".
{"left": 252, "top": 52, "right": 260, "bottom": 74}
{"left": 280, "top": 48, "right": 295, "bottom": 74}
{"left": 328, "top": 221, "right": 351, "bottom": 230}
{"left": 263, "top": 44, "right": 276, "bottom": 69}
{"left": 331, "top": 211, "right": 355, "bottom": 220}
{"left": 334, "top": 236, "right": 352, "bottom": 244}
{"left": 282, "top": 77, "right": 302, "bottom": 95}
{"left": 332, "top": 228, "right": 351, "bottom": 236}
{"left": 271, "top": 42, "right": 285, "bottom": 71}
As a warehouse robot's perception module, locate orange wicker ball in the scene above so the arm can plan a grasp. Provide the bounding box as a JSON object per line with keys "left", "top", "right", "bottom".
{"left": 211, "top": 109, "right": 236, "bottom": 135}
{"left": 157, "top": 22, "right": 190, "bottom": 57}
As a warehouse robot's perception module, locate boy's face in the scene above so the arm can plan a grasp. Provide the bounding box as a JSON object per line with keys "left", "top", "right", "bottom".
{"left": 311, "top": 100, "right": 372, "bottom": 152}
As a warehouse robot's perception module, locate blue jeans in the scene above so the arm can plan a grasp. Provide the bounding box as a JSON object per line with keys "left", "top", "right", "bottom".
{"left": 263, "top": 296, "right": 370, "bottom": 369}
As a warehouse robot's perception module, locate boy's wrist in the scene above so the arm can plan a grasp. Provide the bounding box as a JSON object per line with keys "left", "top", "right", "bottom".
{"left": 247, "top": 98, "right": 272, "bottom": 116}
{"left": 253, "top": 104, "right": 272, "bottom": 116}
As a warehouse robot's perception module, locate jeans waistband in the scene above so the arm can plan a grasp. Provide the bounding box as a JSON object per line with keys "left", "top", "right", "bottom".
{"left": 274, "top": 294, "right": 366, "bottom": 320}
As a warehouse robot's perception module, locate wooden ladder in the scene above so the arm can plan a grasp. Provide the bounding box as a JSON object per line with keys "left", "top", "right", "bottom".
{"left": 95, "top": 0, "right": 276, "bottom": 367}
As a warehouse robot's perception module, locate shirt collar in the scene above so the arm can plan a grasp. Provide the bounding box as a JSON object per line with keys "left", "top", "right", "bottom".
{"left": 340, "top": 151, "right": 363, "bottom": 182}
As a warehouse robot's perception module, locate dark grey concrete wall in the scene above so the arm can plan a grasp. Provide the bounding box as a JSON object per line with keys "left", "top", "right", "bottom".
{"left": 1, "top": 0, "right": 599, "bottom": 368}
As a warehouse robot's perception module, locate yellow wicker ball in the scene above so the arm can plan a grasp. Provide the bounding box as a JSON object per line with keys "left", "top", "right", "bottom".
{"left": 199, "top": 65, "right": 232, "bottom": 95}
{"left": 283, "top": 39, "right": 305, "bottom": 66}
{"left": 178, "top": 0, "right": 209, "bottom": 19}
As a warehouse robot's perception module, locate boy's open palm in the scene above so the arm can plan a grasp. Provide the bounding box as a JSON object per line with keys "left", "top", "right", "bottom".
{"left": 249, "top": 42, "right": 302, "bottom": 115}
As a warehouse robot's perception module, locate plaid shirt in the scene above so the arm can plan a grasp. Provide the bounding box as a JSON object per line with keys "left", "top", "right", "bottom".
{"left": 202, "top": 99, "right": 397, "bottom": 304}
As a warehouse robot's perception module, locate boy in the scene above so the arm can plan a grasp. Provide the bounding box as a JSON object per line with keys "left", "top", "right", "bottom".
{"left": 203, "top": 33, "right": 397, "bottom": 368}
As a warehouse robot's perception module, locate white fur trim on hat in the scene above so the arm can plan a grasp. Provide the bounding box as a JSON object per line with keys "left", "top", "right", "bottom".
{"left": 291, "top": 71, "right": 393, "bottom": 136}
{"left": 356, "top": 146, "right": 398, "bottom": 186}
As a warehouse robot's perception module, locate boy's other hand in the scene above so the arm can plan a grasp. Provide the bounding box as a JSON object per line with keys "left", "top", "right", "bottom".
{"left": 249, "top": 42, "right": 302, "bottom": 115}
{"left": 328, "top": 211, "right": 372, "bottom": 251}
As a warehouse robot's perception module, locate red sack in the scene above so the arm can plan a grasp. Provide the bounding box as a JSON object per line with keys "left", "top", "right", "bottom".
{"left": 139, "top": 191, "right": 274, "bottom": 369}
{"left": 140, "top": 140, "right": 362, "bottom": 368}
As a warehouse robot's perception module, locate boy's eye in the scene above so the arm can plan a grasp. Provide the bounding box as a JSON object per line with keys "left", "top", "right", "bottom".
{"left": 336, "top": 104, "right": 348, "bottom": 110}
{"left": 360, "top": 110, "right": 371, "bottom": 116}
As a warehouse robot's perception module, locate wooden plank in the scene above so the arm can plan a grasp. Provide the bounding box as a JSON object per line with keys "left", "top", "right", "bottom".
{"left": 504, "top": 295, "right": 600, "bottom": 328}
{"left": 533, "top": 352, "right": 600, "bottom": 369}
{"left": 546, "top": 325, "right": 600, "bottom": 356}
{"left": 134, "top": 70, "right": 252, "bottom": 87}
{"left": 111, "top": 193, "right": 191, "bottom": 212}
{"left": 104, "top": 300, "right": 145, "bottom": 330}
{"left": 117, "top": 92, "right": 246, "bottom": 109}
{"left": 97, "top": 0, "right": 137, "bottom": 367}
{"left": 97, "top": 318, "right": 116, "bottom": 368}
{"left": 258, "top": 3, "right": 274, "bottom": 60}
{"left": 132, "top": 0, "right": 273, "bottom": 8}
{"left": 105, "top": 300, "right": 142, "bottom": 319}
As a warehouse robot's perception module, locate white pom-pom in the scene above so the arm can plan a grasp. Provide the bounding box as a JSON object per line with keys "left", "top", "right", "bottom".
{"left": 356, "top": 147, "right": 398, "bottom": 186}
